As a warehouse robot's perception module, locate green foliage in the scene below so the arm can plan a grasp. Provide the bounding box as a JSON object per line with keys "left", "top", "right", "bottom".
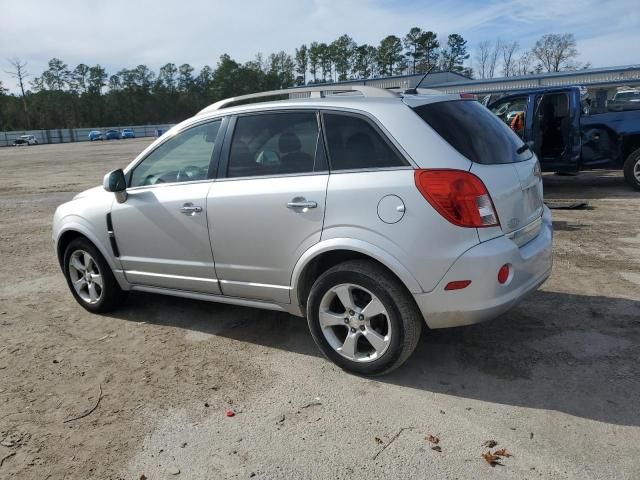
{"left": 1, "top": 27, "right": 473, "bottom": 130}
{"left": 377, "top": 35, "right": 404, "bottom": 76}
{"left": 440, "top": 34, "right": 470, "bottom": 74}
{"left": 294, "top": 44, "right": 308, "bottom": 85}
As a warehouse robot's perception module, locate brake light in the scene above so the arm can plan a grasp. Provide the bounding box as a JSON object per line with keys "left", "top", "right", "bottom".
{"left": 414, "top": 169, "right": 500, "bottom": 228}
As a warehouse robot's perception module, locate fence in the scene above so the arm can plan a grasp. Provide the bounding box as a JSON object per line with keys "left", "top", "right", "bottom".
{"left": 0, "top": 124, "right": 175, "bottom": 147}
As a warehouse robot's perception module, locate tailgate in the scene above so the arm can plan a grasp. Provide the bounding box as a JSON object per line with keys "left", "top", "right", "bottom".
{"left": 471, "top": 157, "right": 544, "bottom": 235}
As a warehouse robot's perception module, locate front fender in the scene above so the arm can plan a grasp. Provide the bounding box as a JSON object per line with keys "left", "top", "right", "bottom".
{"left": 289, "top": 237, "right": 423, "bottom": 309}
{"left": 54, "top": 215, "right": 120, "bottom": 273}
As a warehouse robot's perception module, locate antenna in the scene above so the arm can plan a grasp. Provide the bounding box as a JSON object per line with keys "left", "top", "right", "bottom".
{"left": 404, "top": 64, "right": 437, "bottom": 95}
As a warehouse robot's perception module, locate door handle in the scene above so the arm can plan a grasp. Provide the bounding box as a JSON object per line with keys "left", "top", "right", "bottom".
{"left": 286, "top": 199, "right": 317, "bottom": 210}
{"left": 180, "top": 203, "right": 203, "bottom": 215}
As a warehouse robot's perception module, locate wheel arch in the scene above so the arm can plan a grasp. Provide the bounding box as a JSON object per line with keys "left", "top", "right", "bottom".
{"left": 55, "top": 222, "right": 116, "bottom": 272}
{"left": 622, "top": 134, "right": 640, "bottom": 162}
{"left": 290, "top": 239, "right": 422, "bottom": 315}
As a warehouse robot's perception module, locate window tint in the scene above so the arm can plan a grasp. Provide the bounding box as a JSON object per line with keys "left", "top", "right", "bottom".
{"left": 323, "top": 113, "right": 407, "bottom": 170}
{"left": 130, "top": 120, "right": 221, "bottom": 187}
{"left": 412, "top": 100, "right": 532, "bottom": 165}
{"left": 227, "top": 112, "right": 320, "bottom": 178}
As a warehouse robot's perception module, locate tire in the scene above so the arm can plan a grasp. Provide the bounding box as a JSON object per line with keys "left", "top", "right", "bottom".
{"left": 623, "top": 148, "right": 640, "bottom": 191}
{"left": 63, "top": 237, "right": 125, "bottom": 313}
{"left": 306, "top": 259, "right": 422, "bottom": 375}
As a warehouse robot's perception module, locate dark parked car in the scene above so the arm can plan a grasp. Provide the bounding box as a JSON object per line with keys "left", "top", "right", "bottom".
{"left": 488, "top": 86, "right": 640, "bottom": 190}
{"left": 104, "top": 129, "right": 121, "bottom": 140}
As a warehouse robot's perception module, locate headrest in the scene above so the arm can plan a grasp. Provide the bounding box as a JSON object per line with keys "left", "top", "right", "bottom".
{"left": 279, "top": 131, "right": 301, "bottom": 153}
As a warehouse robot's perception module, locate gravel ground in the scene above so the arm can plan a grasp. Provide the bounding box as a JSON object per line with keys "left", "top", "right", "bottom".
{"left": 0, "top": 139, "right": 639, "bottom": 479}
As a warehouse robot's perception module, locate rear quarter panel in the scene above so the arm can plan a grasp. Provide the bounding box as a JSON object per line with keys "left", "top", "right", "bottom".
{"left": 321, "top": 169, "right": 480, "bottom": 293}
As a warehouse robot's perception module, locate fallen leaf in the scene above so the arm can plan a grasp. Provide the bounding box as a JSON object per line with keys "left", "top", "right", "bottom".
{"left": 139, "top": 475, "right": 147, "bottom": 480}
{"left": 494, "top": 448, "right": 512, "bottom": 458}
{"left": 426, "top": 435, "right": 440, "bottom": 445}
{"left": 374, "top": 437, "right": 383, "bottom": 445}
{"left": 483, "top": 440, "right": 497, "bottom": 448}
{"left": 225, "top": 409, "right": 235, "bottom": 417}
{"left": 481, "top": 451, "right": 503, "bottom": 466}
{"left": 431, "top": 445, "right": 442, "bottom": 452}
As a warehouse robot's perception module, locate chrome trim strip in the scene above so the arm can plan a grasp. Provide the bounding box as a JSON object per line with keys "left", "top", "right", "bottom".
{"left": 506, "top": 215, "right": 543, "bottom": 247}
{"left": 130, "top": 285, "right": 288, "bottom": 312}
{"left": 126, "top": 178, "right": 214, "bottom": 192}
{"left": 126, "top": 270, "right": 219, "bottom": 283}
{"left": 218, "top": 279, "right": 291, "bottom": 290}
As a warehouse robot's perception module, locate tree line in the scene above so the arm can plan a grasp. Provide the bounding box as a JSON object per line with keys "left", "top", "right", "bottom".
{"left": 0, "top": 29, "right": 583, "bottom": 131}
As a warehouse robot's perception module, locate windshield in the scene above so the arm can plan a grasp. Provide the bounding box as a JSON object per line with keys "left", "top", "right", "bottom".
{"left": 412, "top": 100, "right": 533, "bottom": 165}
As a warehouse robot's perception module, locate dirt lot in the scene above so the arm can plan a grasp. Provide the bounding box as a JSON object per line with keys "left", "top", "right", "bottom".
{"left": 1, "top": 139, "right": 639, "bottom": 479}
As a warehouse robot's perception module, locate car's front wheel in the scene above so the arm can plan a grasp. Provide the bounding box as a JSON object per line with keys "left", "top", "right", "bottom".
{"left": 63, "top": 237, "right": 125, "bottom": 313}
{"left": 306, "top": 260, "right": 422, "bottom": 375}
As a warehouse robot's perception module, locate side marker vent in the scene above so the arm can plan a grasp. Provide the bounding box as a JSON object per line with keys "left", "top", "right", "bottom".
{"left": 106, "top": 213, "right": 120, "bottom": 257}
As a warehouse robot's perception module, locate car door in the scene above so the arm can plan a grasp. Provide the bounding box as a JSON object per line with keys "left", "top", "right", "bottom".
{"left": 110, "top": 118, "right": 225, "bottom": 294}
{"left": 532, "top": 92, "right": 581, "bottom": 172}
{"left": 207, "top": 111, "right": 328, "bottom": 304}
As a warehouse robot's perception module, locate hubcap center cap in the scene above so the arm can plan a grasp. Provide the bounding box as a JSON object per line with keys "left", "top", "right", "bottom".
{"left": 348, "top": 314, "right": 362, "bottom": 328}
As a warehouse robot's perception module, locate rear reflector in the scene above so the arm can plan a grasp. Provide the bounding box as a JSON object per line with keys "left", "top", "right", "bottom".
{"left": 498, "top": 264, "right": 510, "bottom": 284}
{"left": 414, "top": 169, "right": 500, "bottom": 228}
{"left": 444, "top": 280, "right": 472, "bottom": 291}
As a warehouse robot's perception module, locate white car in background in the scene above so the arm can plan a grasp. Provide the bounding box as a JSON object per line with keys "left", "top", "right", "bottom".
{"left": 13, "top": 134, "right": 38, "bottom": 146}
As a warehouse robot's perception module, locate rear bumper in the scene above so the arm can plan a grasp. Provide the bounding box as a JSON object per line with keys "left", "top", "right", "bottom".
{"left": 413, "top": 206, "right": 553, "bottom": 329}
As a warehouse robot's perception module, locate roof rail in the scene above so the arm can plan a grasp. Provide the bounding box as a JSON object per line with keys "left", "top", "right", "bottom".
{"left": 196, "top": 85, "right": 397, "bottom": 116}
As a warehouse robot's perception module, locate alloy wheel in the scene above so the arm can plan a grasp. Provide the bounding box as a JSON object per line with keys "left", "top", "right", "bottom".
{"left": 318, "top": 283, "right": 392, "bottom": 363}
{"left": 68, "top": 250, "right": 103, "bottom": 304}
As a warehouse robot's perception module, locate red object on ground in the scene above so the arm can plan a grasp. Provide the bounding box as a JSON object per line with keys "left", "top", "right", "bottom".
{"left": 225, "top": 409, "right": 235, "bottom": 417}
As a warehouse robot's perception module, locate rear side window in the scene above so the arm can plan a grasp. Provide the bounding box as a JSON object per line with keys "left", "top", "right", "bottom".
{"left": 322, "top": 113, "right": 407, "bottom": 170}
{"left": 227, "top": 112, "right": 321, "bottom": 178}
{"left": 412, "top": 100, "right": 532, "bottom": 164}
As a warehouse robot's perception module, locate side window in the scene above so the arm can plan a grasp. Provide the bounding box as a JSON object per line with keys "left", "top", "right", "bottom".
{"left": 322, "top": 113, "right": 407, "bottom": 170}
{"left": 490, "top": 97, "right": 527, "bottom": 137}
{"left": 227, "top": 112, "right": 320, "bottom": 178}
{"left": 130, "top": 120, "right": 222, "bottom": 187}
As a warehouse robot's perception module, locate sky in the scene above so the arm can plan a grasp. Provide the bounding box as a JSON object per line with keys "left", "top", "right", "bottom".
{"left": 0, "top": 0, "right": 638, "bottom": 92}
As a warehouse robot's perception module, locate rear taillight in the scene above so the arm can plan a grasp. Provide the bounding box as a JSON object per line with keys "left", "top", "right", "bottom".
{"left": 414, "top": 169, "right": 500, "bottom": 228}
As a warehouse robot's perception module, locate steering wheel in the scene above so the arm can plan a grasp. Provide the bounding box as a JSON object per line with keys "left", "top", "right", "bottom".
{"left": 143, "top": 174, "right": 165, "bottom": 186}
{"left": 177, "top": 165, "right": 206, "bottom": 182}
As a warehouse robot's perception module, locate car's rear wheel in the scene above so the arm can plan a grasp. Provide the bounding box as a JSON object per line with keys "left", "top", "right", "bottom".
{"left": 306, "top": 260, "right": 422, "bottom": 375}
{"left": 63, "top": 237, "right": 125, "bottom": 313}
{"left": 623, "top": 148, "right": 640, "bottom": 191}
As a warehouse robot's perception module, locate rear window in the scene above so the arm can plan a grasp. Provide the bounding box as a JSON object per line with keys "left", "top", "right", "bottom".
{"left": 412, "top": 100, "right": 532, "bottom": 164}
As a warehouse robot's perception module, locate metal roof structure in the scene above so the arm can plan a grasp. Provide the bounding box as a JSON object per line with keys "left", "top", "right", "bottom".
{"left": 288, "top": 71, "right": 472, "bottom": 93}
{"left": 424, "top": 64, "right": 640, "bottom": 94}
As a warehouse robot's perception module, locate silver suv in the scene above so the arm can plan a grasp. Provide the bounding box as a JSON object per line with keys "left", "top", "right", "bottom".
{"left": 53, "top": 85, "right": 553, "bottom": 375}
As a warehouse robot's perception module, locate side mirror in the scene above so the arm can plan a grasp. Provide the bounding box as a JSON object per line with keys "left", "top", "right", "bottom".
{"left": 103, "top": 169, "right": 127, "bottom": 203}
